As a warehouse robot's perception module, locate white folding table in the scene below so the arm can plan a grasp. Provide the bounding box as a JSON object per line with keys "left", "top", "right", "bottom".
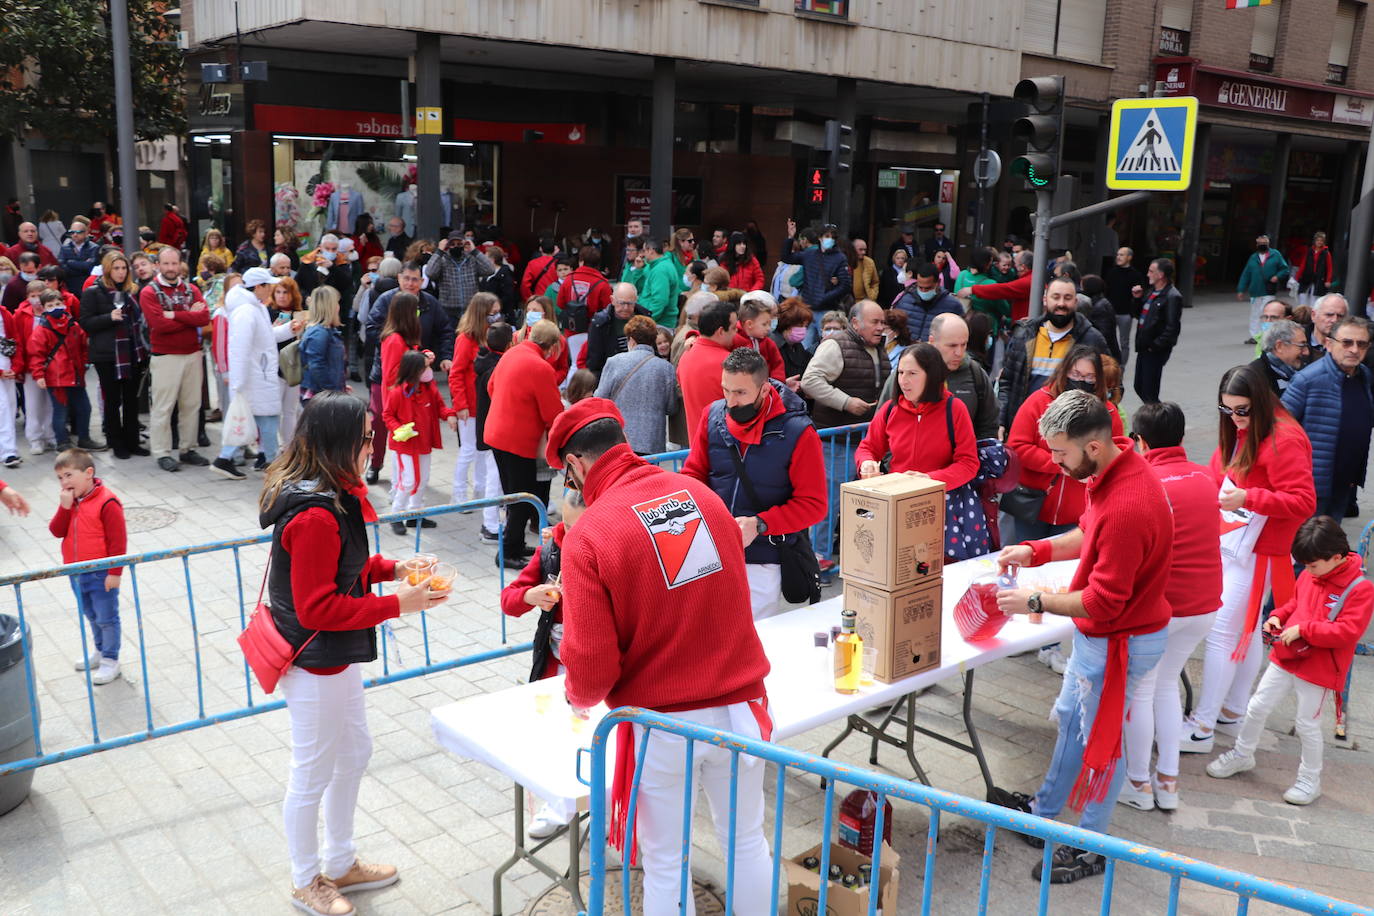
{"left": 430, "top": 555, "right": 1079, "bottom": 913}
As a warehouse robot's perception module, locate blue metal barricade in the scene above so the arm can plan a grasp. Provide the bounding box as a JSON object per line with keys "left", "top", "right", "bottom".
{"left": 0, "top": 492, "right": 545, "bottom": 777}
{"left": 644, "top": 421, "right": 868, "bottom": 575}
{"left": 583, "top": 707, "right": 1371, "bottom": 916}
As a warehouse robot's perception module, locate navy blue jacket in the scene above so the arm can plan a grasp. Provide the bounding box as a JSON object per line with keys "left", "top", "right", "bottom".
{"left": 703, "top": 380, "right": 814, "bottom": 565}
{"left": 1282, "top": 354, "right": 1374, "bottom": 499}
{"left": 781, "top": 239, "right": 851, "bottom": 312}
{"left": 891, "top": 286, "right": 962, "bottom": 344}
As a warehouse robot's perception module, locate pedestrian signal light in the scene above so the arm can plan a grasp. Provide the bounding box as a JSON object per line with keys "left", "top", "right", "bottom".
{"left": 1010, "top": 154, "right": 1053, "bottom": 188}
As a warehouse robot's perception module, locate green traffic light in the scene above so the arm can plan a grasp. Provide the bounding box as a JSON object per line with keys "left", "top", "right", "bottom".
{"left": 1025, "top": 166, "right": 1049, "bottom": 187}
{"left": 1011, "top": 156, "right": 1052, "bottom": 188}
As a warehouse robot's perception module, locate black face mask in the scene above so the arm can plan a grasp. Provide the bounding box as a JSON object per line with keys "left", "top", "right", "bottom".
{"left": 1065, "top": 378, "right": 1095, "bottom": 393}
{"left": 728, "top": 398, "right": 763, "bottom": 424}
{"left": 1046, "top": 310, "right": 1074, "bottom": 329}
{"left": 1257, "top": 244, "right": 1269, "bottom": 252}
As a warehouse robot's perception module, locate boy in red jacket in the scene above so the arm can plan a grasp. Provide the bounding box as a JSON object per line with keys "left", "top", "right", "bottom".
{"left": 28, "top": 289, "right": 97, "bottom": 449}
{"left": 48, "top": 448, "right": 127, "bottom": 685}
{"left": 382, "top": 350, "right": 456, "bottom": 536}
{"left": 1206, "top": 516, "right": 1373, "bottom": 806}
{"left": 731, "top": 290, "right": 788, "bottom": 384}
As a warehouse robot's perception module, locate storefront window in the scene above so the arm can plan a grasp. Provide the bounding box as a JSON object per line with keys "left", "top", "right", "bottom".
{"left": 271, "top": 137, "right": 498, "bottom": 248}
{"left": 189, "top": 134, "right": 235, "bottom": 244}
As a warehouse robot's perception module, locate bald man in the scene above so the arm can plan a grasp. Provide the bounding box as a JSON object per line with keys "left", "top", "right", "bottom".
{"left": 582, "top": 281, "right": 653, "bottom": 374}
{"left": 880, "top": 311, "right": 999, "bottom": 439}
{"left": 5, "top": 221, "right": 57, "bottom": 268}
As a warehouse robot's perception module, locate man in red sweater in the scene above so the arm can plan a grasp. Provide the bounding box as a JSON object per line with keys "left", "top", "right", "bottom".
{"left": 676, "top": 299, "right": 738, "bottom": 433}
{"left": 682, "top": 347, "right": 827, "bottom": 618}
{"left": 549, "top": 398, "right": 775, "bottom": 916}
{"left": 138, "top": 246, "right": 210, "bottom": 472}
{"left": 519, "top": 236, "right": 560, "bottom": 301}
{"left": 957, "top": 249, "right": 1031, "bottom": 322}
{"left": 5, "top": 221, "right": 57, "bottom": 269}
{"left": 995, "top": 390, "right": 1172, "bottom": 884}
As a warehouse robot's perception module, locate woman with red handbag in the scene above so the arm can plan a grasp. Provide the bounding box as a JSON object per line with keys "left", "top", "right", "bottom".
{"left": 258, "top": 391, "right": 450, "bottom": 916}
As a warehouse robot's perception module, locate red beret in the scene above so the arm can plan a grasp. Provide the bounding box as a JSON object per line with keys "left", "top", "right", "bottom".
{"left": 545, "top": 397, "right": 624, "bottom": 469}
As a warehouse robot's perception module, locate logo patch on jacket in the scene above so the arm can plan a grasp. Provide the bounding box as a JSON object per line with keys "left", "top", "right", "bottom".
{"left": 631, "top": 490, "right": 723, "bottom": 589}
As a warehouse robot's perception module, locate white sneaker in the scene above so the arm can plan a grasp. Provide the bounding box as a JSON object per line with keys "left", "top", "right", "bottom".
{"left": 1116, "top": 781, "right": 1154, "bottom": 811}
{"left": 1038, "top": 645, "right": 1068, "bottom": 674}
{"left": 1213, "top": 715, "right": 1244, "bottom": 737}
{"left": 527, "top": 803, "right": 570, "bottom": 840}
{"left": 1206, "top": 749, "right": 1256, "bottom": 779}
{"left": 73, "top": 650, "right": 101, "bottom": 672}
{"left": 1178, "top": 728, "right": 1214, "bottom": 754}
{"left": 1152, "top": 776, "right": 1180, "bottom": 811}
{"left": 1283, "top": 775, "right": 1321, "bottom": 806}
{"left": 91, "top": 658, "right": 121, "bottom": 685}
{"left": 28, "top": 443, "right": 45, "bottom": 456}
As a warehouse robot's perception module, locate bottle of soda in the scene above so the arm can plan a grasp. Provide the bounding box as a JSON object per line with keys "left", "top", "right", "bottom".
{"left": 837, "top": 788, "right": 893, "bottom": 857}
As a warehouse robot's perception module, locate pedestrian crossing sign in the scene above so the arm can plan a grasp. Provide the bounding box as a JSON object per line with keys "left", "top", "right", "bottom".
{"left": 1106, "top": 96, "right": 1198, "bottom": 191}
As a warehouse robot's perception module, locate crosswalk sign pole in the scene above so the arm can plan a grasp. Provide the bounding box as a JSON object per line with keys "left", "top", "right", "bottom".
{"left": 1028, "top": 189, "right": 1053, "bottom": 319}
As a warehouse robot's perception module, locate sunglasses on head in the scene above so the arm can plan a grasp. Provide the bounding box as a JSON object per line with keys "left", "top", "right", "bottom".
{"left": 1217, "top": 404, "right": 1251, "bottom": 418}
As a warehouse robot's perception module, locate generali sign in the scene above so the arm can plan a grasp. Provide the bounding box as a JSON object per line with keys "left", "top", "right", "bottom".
{"left": 1154, "top": 59, "right": 1374, "bottom": 127}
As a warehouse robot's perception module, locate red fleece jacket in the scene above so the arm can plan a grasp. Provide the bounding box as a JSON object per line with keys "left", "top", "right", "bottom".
{"left": 280, "top": 508, "right": 400, "bottom": 631}
{"left": 484, "top": 339, "right": 564, "bottom": 458}
{"left": 969, "top": 273, "right": 1031, "bottom": 322}
{"left": 379, "top": 333, "right": 417, "bottom": 391}
{"left": 1030, "top": 438, "right": 1173, "bottom": 638}
{"left": 1270, "top": 553, "right": 1374, "bottom": 693}
{"left": 1209, "top": 414, "right": 1315, "bottom": 557}
{"left": 854, "top": 393, "right": 979, "bottom": 490}
{"left": 556, "top": 266, "right": 612, "bottom": 316}
{"left": 449, "top": 334, "right": 480, "bottom": 412}
{"left": 26, "top": 310, "right": 88, "bottom": 388}
{"left": 561, "top": 444, "right": 769, "bottom": 712}
{"left": 1143, "top": 446, "right": 1224, "bottom": 617}
{"left": 677, "top": 336, "right": 734, "bottom": 435}
{"left": 732, "top": 330, "right": 786, "bottom": 381}
{"left": 521, "top": 254, "right": 559, "bottom": 300}
{"left": 1008, "top": 387, "right": 1124, "bottom": 526}
{"left": 729, "top": 258, "right": 766, "bottom": 293}
{"left": 383, "top": 381, "right": 454, "bottom": 456}
{"left": 680, "top": 386, "right": 828, "bottom": 536}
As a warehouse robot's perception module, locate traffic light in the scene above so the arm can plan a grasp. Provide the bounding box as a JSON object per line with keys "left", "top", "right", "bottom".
{"left": 808, "top": 167, "right": 829, "bottom": 205}
{"left": 1010, "top": 76, "right": 1064, "bottom": 192}
{"left": 824, "top": 119, "right": 854, "bottom": 177}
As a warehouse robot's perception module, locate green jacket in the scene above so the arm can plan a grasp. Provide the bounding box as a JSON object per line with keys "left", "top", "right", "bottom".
{"left": 641, "top": 255, "right": 680, "bottom": 327}
{"left": 1237, "top": 250, "right": 1290, "bottom": 298}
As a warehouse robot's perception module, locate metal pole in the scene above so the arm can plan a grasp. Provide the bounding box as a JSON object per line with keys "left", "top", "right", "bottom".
{"left": 1045, "top": 191, "right": 1152, "bottom": 228}
{"left": 1344, "top": 125, "right": 1374, "bottom": 309}
{"left": 110, "top": 0, "right": 139, "bottom": 256}
{"left": 1028, "top": 188, "right": 1052, "bottom": 319}
{"left": 832, "top": 77, "right": 857, "bottom": 235}
{"left": 974, "top": 93, "right": 990, "bottom": 248}
{"left": 650, "top": 58, "right": 675, "bottom": 239}
{"left": 1176, "top": 123, "right": 1211, "bottom": 306}
{"left": 415, "top": 32, "right": 442, "bottom": 239}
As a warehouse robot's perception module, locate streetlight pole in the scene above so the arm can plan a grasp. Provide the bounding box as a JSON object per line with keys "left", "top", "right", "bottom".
{"left": 110, "top": 0, "right": 139, "bottom": 256}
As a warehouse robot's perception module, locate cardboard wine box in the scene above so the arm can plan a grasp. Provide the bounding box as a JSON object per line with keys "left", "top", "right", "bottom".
{"left": 784, "top": 842, "right": 899, "bottom": 916}
{"left": 843, "top": 577, "right": 943, "bottom": 683}
{"left": 839, "top": 474, "right": 945, "bottom": 590}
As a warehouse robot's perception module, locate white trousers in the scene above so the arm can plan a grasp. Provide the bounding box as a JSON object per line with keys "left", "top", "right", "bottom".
{"left": 452, "top": 416, "right": 479, "bottom": 501}
{"left": 0, "top": 378, "right": 16, "bottom": 457}
{"left": 280, "top": 665, "right": 372, "bottom": 888}
{"left": 1233, "top": 664, "right": 1327, "bottom": 782}
{"left": 747, "top": 563, "right": 783, "bottom": 622}
{"left": 635, "top": 701, "right": 774, "bottom": 916}
{"left": 391, "top": 451, "right": 432, "bottom": 512}
{"left": 22, "top": 375, "right": 52, "bottom": 449}
{"left": 1124, "top": 611, "right": 1216, "bottom": 782}
{"left": 1194, "top": 552, "right": 1267, "bottom": 730}
{"left": 478, "top": 449, "right": 502, "bottom": 531}
{"left": 279, "top": 383, "right": 301, "bottom": 444}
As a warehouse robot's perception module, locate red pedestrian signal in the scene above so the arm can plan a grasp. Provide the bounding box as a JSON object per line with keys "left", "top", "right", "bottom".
{"left": 810, "top": 168, "right": 828, "bottom": 189}
{"left": 811, "top": 188, "right": 827, "bottom": 204}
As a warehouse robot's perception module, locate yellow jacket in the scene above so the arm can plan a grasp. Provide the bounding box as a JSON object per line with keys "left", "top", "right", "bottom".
{"left": 852, "top": 255, "right": 879, "bottom": 302}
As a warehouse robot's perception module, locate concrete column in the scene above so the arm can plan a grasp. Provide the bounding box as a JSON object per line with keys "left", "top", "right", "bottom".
{"left": 1265, "top": 132, "right": 1292, "bottom": 238}
{"left": 1332, "top": 140, "right": 1361, "bottom": 276}
{"left": 1176, "top": 122, "right": 1212, "bottom": 304}
{"left": 415, "top": 32, "right": 442, "bottom": 239}
{"left": 650, "top": 57, "right": 675, "bottom": 239}
{"left": 737, "top": 103, "right": 754, "bottom": 155}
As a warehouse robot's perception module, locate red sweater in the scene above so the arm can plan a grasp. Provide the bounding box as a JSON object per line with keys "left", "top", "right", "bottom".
{"left": 5, "top": 242, "right": 57, "bottom": 268}
{"left": 732, "top": 330, "right": 786, "bottom": 381}
{"left": 9, "top": 303, "right": 36, "bottom": 380}
{"left": 1270, "top": 553, "right": 1374, "bottom": 692}
{"left": 1209, "top": 415, "right": 1315, "bottom": 557}
{"left": 680, "top": 386, "right": 828, "bottom": 536}
{"left": 449, "top": 334, "right": 481, "bottom": 412}
{"left": 484, "top": 339, "right": 564, "bottom": 458}
{"left": 26, "top": 310, "right": 88, "bottom": 388}
{"left": 561, "top": 444, "right": 769, "bottom": 711}
{"left": 521, "top": 254, "right": 559, "bottom": 300}
{"left": 556, "top": 266, "right": 612, "bottom": 316}
{"left": 1008, "top": 387, "right": 1124, "bottom": 525}
{"left": 854, "top": 393, "right": 979, "bottom": 490}
{"left": 49, "top": 481, "right": 127, "bottom": 576}
{"left": 383, "top": 381, "right": 454, "bottom": 456}
{"left": 1030, "top": 439, "right": 1173, "bottom": 638}
{"left": 1143, "top": 446, "right": 1223, "bottom": 617}
{"left": 500, "top": 523, "right": 567, "bottom": 680}
{"left": 970, "top": 273, "right": 1031, "bottom": 322}
{"left": 729, "top": 258, "right": 766, "bottom": 292}
{"left": 139, "top": 278, "right": 209, "bottom": 355}
{"left": 677, "top": 336, "right": 734, "bottom": 436}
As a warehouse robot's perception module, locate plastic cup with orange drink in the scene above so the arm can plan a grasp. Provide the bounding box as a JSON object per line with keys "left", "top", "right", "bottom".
{"left": 400, "top": 555, "right": 437, "bottom": 587}
{"left": 427, "top": 562, "right": 456, "bottom": 594}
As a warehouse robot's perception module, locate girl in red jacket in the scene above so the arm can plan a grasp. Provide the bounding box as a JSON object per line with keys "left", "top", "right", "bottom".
{"left": 722, "top": 231, "right": 766, "bottom": 292}
{"left": 383, "top": 350, "right": 456, "bottom": 535}
{"left": 1206, "top": 516, "right": 1372, "bottom": 806}
{"left": 1184, "top": 365, "right": 1315, "bottom": 753}
{"left": 28, "top": 288, "right": 95, "bottom": 449}
{"left": 449, "top": 292, "right": 503, "bottom": 502}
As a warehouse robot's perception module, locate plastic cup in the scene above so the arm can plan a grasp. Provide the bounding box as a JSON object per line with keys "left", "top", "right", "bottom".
{"left": 427, "top": 563, "right": 456, "bottom": 593}
{"left": 860, "top": 648, "right": 878, "bottom": 686}
{"left": 401, "top": 555, "right": 436, "bottom": 587}
{"left": 534, "top": 690, "right": 552, "bottom": 716}
{"left": 545, "top": 573, "right": 562, "bottom": 603}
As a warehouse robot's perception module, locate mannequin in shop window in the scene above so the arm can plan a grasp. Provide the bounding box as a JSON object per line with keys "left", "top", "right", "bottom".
{"left": 395, "top": 185, "right": 417, "bottom": 237}
{"left": 325, "top": 184, "right": 367, "bottom": 238}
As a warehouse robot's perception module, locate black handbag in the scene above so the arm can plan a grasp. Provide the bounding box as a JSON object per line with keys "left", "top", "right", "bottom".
{"left": 999, "top": 483, "right": 1049, "bottom": 523}
{"left": 726, "top": 441, "right": 823, "bottom": 605}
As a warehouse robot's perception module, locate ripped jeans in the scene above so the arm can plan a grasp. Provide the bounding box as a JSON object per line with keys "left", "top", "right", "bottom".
{"left": 1032, "top": 627, "right": 1167, "bottom": 835}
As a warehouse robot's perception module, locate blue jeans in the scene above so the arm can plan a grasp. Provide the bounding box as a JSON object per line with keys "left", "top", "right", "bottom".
{"left": 1032, "top": 627, "right": 1167, "bottom": 834}
{"left": 48, "top": 386, "right": 91, "bottom": 444}
{"left": 219, "top": 414, "right": 280, "bottom": 462}
{"left": 71, "top": 570, "right": 120, "bottom": 661}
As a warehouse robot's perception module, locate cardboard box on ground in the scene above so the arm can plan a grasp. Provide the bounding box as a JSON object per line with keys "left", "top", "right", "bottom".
{"left": 784, "top": 842, "right": 900, "bottom": 916}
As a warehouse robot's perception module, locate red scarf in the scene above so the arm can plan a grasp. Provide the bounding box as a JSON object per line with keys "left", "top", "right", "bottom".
{"left": 724, "top": 384, "right": 782, "bottom": 446}
{"left": 1233, "top": 555, "right": 1295, "bottom": 662}
{"left": 608, "top": 723, "right": 641, "bottom": 865}
{"left": 344, "top": 479, "right": 379, "bottom": 523}
{"left": 1068, "top": 635, "right": 1128, "bottom": 810}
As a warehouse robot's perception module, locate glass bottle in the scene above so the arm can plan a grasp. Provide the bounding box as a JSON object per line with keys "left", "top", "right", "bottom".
{"left": 833, "top": 609, "right": 863, "bottom": 694}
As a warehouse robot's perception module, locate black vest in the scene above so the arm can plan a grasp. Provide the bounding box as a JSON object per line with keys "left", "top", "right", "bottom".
{"left": 811, "top": 328, "right": 891, "bottom": 429}
{"left": 265, "top": 486, "right": 378, "bottom": 669}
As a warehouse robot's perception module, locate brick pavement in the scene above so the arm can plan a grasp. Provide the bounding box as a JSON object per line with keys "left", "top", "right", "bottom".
{"left": 0, "top": 292, "right": 1371, "bottom": 914}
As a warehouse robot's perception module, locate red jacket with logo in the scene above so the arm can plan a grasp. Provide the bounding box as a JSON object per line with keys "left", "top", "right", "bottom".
{"left": 48, "top": 480, "right": 127, "bottom": 575}
{"left": 1142, "top": 446, "right": 1224, "bottom": 617}
{"left": 1270, "top": 553, "right": 1373, "bottom": 693}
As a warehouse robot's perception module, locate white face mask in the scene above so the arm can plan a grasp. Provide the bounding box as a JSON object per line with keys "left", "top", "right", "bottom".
{"left": 683, "top": 272, "right": 693, "bottom": 286}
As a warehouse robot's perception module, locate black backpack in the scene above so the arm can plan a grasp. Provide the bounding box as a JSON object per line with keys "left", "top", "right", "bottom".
{"left": 561, "top": 278, "right": 606, "bottom": 335}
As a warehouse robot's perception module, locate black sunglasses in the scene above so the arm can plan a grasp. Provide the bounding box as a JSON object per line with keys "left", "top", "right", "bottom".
{"left": 1217, "top": 404, "right": 1251, "bottom": 418}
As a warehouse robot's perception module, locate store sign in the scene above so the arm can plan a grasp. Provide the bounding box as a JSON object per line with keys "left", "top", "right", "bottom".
{"left": 253, "top": 104, "right": 410, "bottom": 137}
{"left": 1154, "top": 59, "right": 1374, "bottom": 127}
{"left": 135, "top": 137, "right": 179, "bottom": 171}
{"left": 1158, "top": 27, "right": 1189, "bottom": 55}
{"left": 615, "top": 175, "right": 702, "bottom": 226}
{"left": 877, "top": 169, "right": 907, "bottom": 189}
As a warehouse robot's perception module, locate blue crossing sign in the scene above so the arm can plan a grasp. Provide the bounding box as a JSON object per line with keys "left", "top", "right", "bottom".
{"left": 1106, "top": 97, "right": 1198, "bottom": 191}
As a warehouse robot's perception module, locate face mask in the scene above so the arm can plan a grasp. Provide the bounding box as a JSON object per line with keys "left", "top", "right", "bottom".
{"left": 420, "top": 367, "right": 434, "bottom": 383}
{"left": 321, "top": 250, "right": 336, "bottom": 262}
{"left": 46, "top": 308, "right": 66, "bottom": 320}
{"left": 367, "top": 272, "right": 378, "bottom": 283}
{"left": 1046, "top": 310, "right": 1074, "bottom": 329}
{"left": 525, "top": 312, "right": 540, "bottom": 327}
{"left": 683, "top": 272, "right": 693, "bottom": 286}
{"left": 728, "top": 399, "right": 762, "bottom": 424}
{"left": 820, "top": 237, "right": 835, "bottom": 251}
{"left": 1257, "top": 244, "right": 1269, "bottom": 253}
{"left": 785, "top": 326, "right": 807, "bottom": 344}
{"left": 487, "top": 313, "right": 502, "bottom": 325}
{"left": 0, "top": 272, "right": 10, "bottom": 285}
{"left": 823, "top": 328, "right": 844, "bottom": 340}
{"left": 1065, "top": 378, "right": 1095, "bottom": 393}
{"left": 769, "top": 318, "right": 779, "bottom": 333}
{"left": 916, "top": 288, "right": 939, "bottom": 302}
{"left": 20, "top": 271, "right": 36, "bottom": 282}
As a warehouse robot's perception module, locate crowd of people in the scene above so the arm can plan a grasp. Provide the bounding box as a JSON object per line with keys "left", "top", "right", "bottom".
{"left": 2, "top": 203, "right": 1373, "bottom": 912}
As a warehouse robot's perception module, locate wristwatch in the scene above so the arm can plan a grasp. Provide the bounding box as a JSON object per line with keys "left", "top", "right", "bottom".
{"left": 755, "top": 518, "right": 769, "bottom": 536}
{"left": 1027, "top": 591, "right": 1043, "bottom": 615}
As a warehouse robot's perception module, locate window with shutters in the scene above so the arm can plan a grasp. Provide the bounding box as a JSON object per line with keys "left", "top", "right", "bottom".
{"left": 1022, "top": 0, "right": 1106, "bottom": 63}
{"left": 1249, "top": 1, "right": 1280, "bottom": 73}
{"left": 1328, "top": 1, "right": 1359, "bottom": 85}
